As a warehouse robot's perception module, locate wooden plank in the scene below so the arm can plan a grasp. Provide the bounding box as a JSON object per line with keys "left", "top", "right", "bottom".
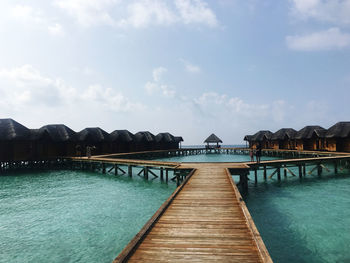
{"left": 115, "top": 165, "right": 272, "bottom": 263}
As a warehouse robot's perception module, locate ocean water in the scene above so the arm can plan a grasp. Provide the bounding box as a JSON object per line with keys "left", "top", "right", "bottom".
{"left": 1, "top": 154, "right": 350, "bottom": 263}
{"left": 0, "top": 169, "right": 176, "bottom": 263}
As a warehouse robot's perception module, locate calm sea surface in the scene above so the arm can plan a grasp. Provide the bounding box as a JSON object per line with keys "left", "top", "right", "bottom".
{"left": 1, "top": 153, "right": 350, "bottom": 263}
{"left": 0, "top": 169, "right": 176, "bottom": 263}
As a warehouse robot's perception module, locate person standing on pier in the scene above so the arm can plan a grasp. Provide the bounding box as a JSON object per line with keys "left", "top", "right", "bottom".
{"left": 249, "top": 148, "right": 254, "bottom": 162}
{"left": 256, "top": 143, "right": 262, "bottom": 163}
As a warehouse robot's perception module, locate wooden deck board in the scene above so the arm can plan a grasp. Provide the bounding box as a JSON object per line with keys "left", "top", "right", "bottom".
{"left": 120, "top": 165, "right": 272, "bottom": 263}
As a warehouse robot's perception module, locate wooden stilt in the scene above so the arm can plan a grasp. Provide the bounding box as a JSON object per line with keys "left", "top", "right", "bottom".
{"left": 160, "top": 167, "right": 164, "bottom": 180}
{"left": 144, "top": 167, "right": 149, "bottom": 179}
{"left": 298, "top": 165, "right": 302, "bottom": 179}
{"left": 263, "top": 166, "right": 267, "bottom": 180}
{"left": 277, "top": 167, "right": 281, "bottom": 181}
{"left": 254, "top": 169, "right": 257, "bottom": 186}
{"left": 128, "top": 165, "right": 132, "bottom": 177}
{"left": 334, "top": 161, "right": 338, "bottom": 174}
{"left": 283, "top": 165, "right": 287, "bottom": 177}
{"left": 166, "top": 169, "right": 169, "bottom": 182}
{"left": 115, "top": 164, "right": 118, "bottom": 175}
{"left": 317, "top": 164, "right": 322, "bottom": 177}
{"left": 303, "top": 164, "right": 306, "bottom": 176}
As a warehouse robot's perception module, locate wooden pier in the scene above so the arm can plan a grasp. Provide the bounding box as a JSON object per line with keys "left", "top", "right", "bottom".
{"left": 114, "top": 163, "right": 271, "bottom": 263}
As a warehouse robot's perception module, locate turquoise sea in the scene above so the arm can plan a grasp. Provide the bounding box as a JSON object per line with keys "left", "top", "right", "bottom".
{"left": 0, "top": 169, "right": 176, "bottom": 263}
{"left": 1, "top": 153, "right": 350, "bottom": 262}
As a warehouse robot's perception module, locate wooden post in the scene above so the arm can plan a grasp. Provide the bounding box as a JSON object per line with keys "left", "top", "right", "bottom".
{"left": 277, "top": 167, "right": 281, "bottom": 181}
{"left": 115, "top": 164, "right": 118, "bottom": 175}
{"left": 263, "top": 166, "right": 267, "bottom": 180}
{"left": 284, "top": 165, "right": 287, "bottom": 177}
{"left": 298, "top": 165, "right": 302, "bottom": 179}
{"left": 334, "top": 161, "right": 338, "bottom": 174}
{"left": 166, "top": 169, "right": 169, "bottom": 182}
{"left": 128, "top": 165, "right": 132, "bottom": 177}
{"left": 317, "top": 164, "right": 322, "bottom": 177}
{"left": 144, "top": 166, "right": 149, "bottom": 179}
{"left": 303, "top": 164, "right": 306, "bottom": 176}
{"left": 160, "top": 167, "right": 164, "bottom": 181}
{"left": 254, "top": 169, "right": 258, "bottom": 186}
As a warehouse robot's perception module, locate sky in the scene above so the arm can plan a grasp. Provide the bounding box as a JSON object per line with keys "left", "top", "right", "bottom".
{"left": 0, "top": 0, "right": 350, "bottom": 145}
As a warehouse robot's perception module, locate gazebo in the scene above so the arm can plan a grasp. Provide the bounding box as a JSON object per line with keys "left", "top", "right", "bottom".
{"left": 204, "top": 134, "right": 222, "bottom": 149}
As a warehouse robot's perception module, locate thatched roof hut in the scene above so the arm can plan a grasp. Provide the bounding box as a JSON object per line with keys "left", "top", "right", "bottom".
{"left": 251, "top": 130, "right": 273, "bottom": 141}
{"left": 204, "top": 133, "right": 222, "bottom": 148}
{"left": 0, "top": 118, "right": 31, "bottom": 141}
{"left": 155, "top": 132, "right": 175, "bottom": 143}
{"left": 294, "top": 126, "right": 326, "bottom": 140}
{"left": 134, "top": 131, "right": 155, "bottom": 142}
{"left": 110, "top": 130, "right": 135, "bottom": 142}
{"left": 38, "top": 124, "right": 76, "bottom": 142}
{"left": 76, "top": 127, "right": 109, "bottom": 143}
{"left": 204, "top": 134, "right": 222, "bottom": 144}
{"left": 325, "top": 122, "right": 350, "bottom": 138}
{"left": 109, "top": 130, "right": 135, "bottom": 153}
{"left": 271, "top": 128, "right": 297, "bottom": 140}
{"left": 134, "top": 131, "right": 156, "bottom": 151}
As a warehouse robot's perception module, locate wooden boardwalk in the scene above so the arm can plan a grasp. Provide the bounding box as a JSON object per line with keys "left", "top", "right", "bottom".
{"left": 114, "top": 163, "right": 272, "bottom": 262}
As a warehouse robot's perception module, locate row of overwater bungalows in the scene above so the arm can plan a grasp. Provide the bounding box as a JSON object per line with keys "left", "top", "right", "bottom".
{"left": 0, "top": 119, "right": 183, "bottom": 161}
{"left": 244, "top": 122, "right": 350, "bottom": 152}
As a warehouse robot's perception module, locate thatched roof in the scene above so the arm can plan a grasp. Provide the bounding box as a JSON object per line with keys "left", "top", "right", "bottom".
{"left": 204, "top": 134, "right": 222, "bottom": 143}
{"left": 134, "top": 131, "right": 155, "bottom": 142}
{"left": 294, "top": 126, "right": 326, "bottom": 140}
{"left": 38, "top": 124, "right": 76, "bottom": 142}
{"left": 174, "top": 136, "right": 184, "bottom": 143}
{"left": 155, "top": 133, "right": 175, "bottom": 143}
{"left": 110, "top": 130, "right": 134, "bottom": 142}
{"left": 0, "top": 118, "right": 31, "bottom": 141}
{"left": 251, "top": 130, "right": 273, "bottom": 141}
{"left": 271, "top": 128, "right": 297, "bottom": 140}
{"left": 76, "top": 127, "right": 109, "bottom": 142}
{"left": 325, "top": 122, "right": 350, "bottom": 138}
{"left": 243, "top": 135, "right": 253, "bottom": 141}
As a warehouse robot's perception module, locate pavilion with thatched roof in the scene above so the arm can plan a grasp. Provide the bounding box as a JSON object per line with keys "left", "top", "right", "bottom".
{"left": 294, "top": 125, "right": 326, "bottom": 151}
{"left": 204, "top": 134, "right": 222, "bottom": 149}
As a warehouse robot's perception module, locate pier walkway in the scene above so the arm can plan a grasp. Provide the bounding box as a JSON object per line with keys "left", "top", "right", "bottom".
{"left": 114, "top": 163, "right": 271, "bottom": 262}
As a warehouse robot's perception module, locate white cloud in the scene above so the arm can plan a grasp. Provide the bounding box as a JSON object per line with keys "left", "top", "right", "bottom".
{"left": 152, "top": 67, "right": 167, "bottom": 82}
{"left": 122, "top": 0, "right": 176, "bottom": 28}
{"left": 290, "top": 0, "right": 350, "bottom": 25}
{"left": 10, "top": 4, "right": 65, "bottom": 36}
{"left": 11, "top": 5, "right": 44, "bottom": 23}
{"left": 145, "top": 66, "right": 176, "bottom": 98}
{"left": 175, "top": 0, "right": 218, "bottom": 27}
{"left": 186, "top": 63, "right": 201, "bottom": 73}
{"left": 0, "top": 65, "right": 143, "bottom": 113}
{"left": 55, "top": 0, "right": 218, "bottom": 28}
{"left": 55, "top": 0, "right": 119, "bottom": 27}
{"left": 286, "top": 27, "right": 350, "bottom": 51}
{"left": 48, "top": 23, "right": 65, "bottom": 36}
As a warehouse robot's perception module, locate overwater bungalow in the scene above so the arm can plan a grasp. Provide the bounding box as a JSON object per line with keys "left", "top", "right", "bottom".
{"left": 155, "top": 132, "right": 176, "bottom": 150}
{"left": 325, "top": 122, "right": 350, "bottom": 152}
{"left": 109, "top": 130, "right": 135, "bottom": 153}
{"left": 174, "top": 136, "right": 184, "bottom": 149}
{"left": 250, "top": 130, "right": 273, "bottom": 149}
{"left": 204, "top": 133, "right": 222, "bottom": 149}
{"left": 134, "top": 131, "right": 156, "bottom": 151}
{"left": 34, "top": 124, "right": 77, "bottom": 159}
{"left": 243, "top": 135, "right": 253, "bottom": 148}
{"left": 270, "top": 128, "right": 297, "bottom": 150}
{"left": 294, "top": 126, "right": 326, "bottom": 151}
{"left": 0, "top": 119, "right": 32, "bottom": 161}
{"left": 76, "top": 127, "right": 110, "bottom": 155}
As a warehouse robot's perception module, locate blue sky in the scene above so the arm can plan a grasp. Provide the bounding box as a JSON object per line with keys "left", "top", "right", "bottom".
{"left": 0, "top": 0, "right": 350, "bottom": 144}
